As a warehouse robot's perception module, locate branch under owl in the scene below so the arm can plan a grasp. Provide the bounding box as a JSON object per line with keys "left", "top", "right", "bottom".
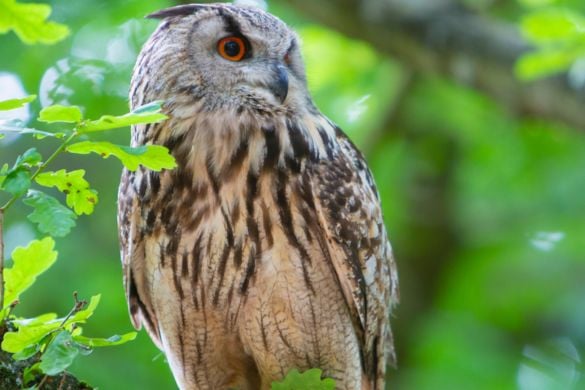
{"left": 283, "top": 0, "right": 585, "bottom": 131}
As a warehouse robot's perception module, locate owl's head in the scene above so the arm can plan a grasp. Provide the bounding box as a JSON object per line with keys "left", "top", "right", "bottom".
{"left": 133, "top": 2, "right": 309, "bottom": 115}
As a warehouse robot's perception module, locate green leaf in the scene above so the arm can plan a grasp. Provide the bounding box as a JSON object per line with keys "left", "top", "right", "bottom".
{"left": 515, "top": 48, "right": 585, "bottom": 80}
{"left": 78, "top": 101, "right": 167, "bottom": 133}
{"left": 23, "top": 190, "right": 77, "bottom": 237}
{"left": 2, "top": 295, "right": 100, "bottom": 354}
{"left": 1, "top": 168, "right": 31, "bottom": 195}
{"left": 0, "top": 0, "right": 70, "bottom": 44}
{"left": 0, "top": 95, "right": 36, "bottom": 111}
{"left": 11, "top": 313, "right": 58, "bottom": 328}
{"left": 73, "top": 332, "right": 137, "bottom": 347}
{"left": 12, "top": 344, "right": 40, "bottom": 361}
{"left": 39, "top": 331, "right": 79, "bottom": 375}
{"left": 2, "top": 318, "right": 61, "bottom": 353}
{"left": 0, "top": 118, "right": 61, "bottom": 138}
{"left": 3, "top": 237, "right": 58, "bottom": 308}
{"left": 38, "top": 105, "right": 83, "bottom": 123}
{"left": 271, "top": 369, "right": 336, "bottom": 390}
{"left": 23, "top": 362, "right": 41, "bottom": 385}
{"left": 36, "top": 169, "right": 98, "bottom": 215}
{"left": 67, "top": 141, "right": 177, "bottom": 171}
{"left": 521, "top": 9, "right": 585, "bottom": 43}
{"left": 131, "top": 100, "right": 164, "bottom": 114}
{"left": 16, "top": 148, "right": 42, "bottom": 167}
{"left": 0, "top": 163, "right": 8, "bottom": 187}
{"left": 0, "top": 149, "right": 42, "bottom": 195}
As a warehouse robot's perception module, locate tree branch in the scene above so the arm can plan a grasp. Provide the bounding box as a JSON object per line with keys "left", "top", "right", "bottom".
{"left": 284, "top": 0, "right": 585, "bottom": 130}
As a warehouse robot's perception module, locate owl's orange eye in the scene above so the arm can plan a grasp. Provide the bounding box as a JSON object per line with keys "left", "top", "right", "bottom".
{"left": 217, "top": 36, "right": 246, "bottom": 62}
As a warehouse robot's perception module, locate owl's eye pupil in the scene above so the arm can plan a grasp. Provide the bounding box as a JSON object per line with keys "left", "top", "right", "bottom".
{"left": 217, "top": 36, "right": 247, "bottom": 62}
{"left": 224, "top": 41, "right": 240, "bottom": 57}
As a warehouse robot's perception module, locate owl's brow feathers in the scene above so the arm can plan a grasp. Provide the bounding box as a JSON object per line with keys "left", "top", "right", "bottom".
{"left": 146, "top": 5, "right": 207, "bottom": 19}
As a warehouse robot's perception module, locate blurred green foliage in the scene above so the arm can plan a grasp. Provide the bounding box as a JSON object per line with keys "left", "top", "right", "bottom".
{"left": 517, "top": 0, "right": 585, "bottom": 79}
{"left": 271, "top": 368, "right": 335, "bottom": 390}
{"left": 0, "top": 0, "right": 584, "bottom": 389}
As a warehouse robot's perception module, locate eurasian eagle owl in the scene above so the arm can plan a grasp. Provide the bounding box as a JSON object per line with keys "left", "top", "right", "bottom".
{"left": 118, "top": 2, "right": 398, "bottom": 389}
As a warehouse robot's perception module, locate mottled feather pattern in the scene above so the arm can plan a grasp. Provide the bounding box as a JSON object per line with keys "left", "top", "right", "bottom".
{"left": 118, "top": 3, "right": 397, "bottom": 389}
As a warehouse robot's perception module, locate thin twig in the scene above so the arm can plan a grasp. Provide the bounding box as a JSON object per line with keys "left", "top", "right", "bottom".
{"left": 37, "top": 374, "right": 49, "bottom": 390}
{"left": 58, "top": 372, "right": 67, "bottom": 390}
{"left": 58, "top": 291, "right": 86, "bottom": 328}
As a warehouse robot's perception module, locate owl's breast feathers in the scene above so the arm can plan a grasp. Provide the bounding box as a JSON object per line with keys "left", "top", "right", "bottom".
{"left": 118, "top": 106, "right": 398, "bottom": 382}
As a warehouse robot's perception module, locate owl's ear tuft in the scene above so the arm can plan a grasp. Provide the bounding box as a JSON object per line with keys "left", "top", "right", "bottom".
{"left": 146, "top": 4, "right": 207, "bottom": 19}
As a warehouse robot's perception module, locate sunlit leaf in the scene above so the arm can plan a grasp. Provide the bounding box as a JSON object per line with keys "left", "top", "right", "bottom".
{"left": 39, "top": 331, "right": 79, "bottom": 375}
{"left": 78, "top": 101, "right": 167, "bottom": 133}
{"left": 11, "top": 313, "right": 58, "bottom": 328}
{"left": 23, "top": 190, "right": 76, "bottom": 237}
{"left": 271, "top": 369, "right": 336, "bottom": 390}
{"left": 36, "top": 169, "right": 98, "bottom": 215}
{"left": 2, "top": 295, "right": 99, "bottom": 355}
{"left": 1, "top": 320, "right": 61, "bottom": 353}
{"left": 3, "top": 237, "right": 58, "bottom": 309}
{"left": 73, "top": 332, "right": 137, "bottom": 347}
{"left": 515, "top": 49, "right": 584, "bottom": 80}
{"left": 0, "top": 163, "right": 8, "bottom": 187}
{"left": 0, "top": 0, "right": 69, "bottom": 44}
{"left": 66, "top": 141, "right": 177, "bottom": 171}
{"left": 518, "top": 0, "right": 558, "bottom": 7}
{"left": 521, "top": 9, "right": 585, "bottom": 43}
{"left": 0, "top": 95, "right": 36, "bottom": 111}
{"left": 38, "top": 105, "right": 83, "bottom": 123}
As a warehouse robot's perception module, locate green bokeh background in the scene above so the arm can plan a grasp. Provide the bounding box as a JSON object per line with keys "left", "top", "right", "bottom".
{"left": 1, "top": 0, "right": 584, "bottom": 389}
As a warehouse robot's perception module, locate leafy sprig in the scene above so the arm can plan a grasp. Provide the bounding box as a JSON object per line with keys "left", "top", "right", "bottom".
{"left": 0, "top": 95, "right": 172, "bottom": 385}
{"left": 0, "top": 96, "right": 172, "bottom": 232}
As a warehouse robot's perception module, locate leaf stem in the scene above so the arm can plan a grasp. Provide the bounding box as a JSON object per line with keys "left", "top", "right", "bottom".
{"left": 0, "top": 132, "right": 77, "bottom": 212}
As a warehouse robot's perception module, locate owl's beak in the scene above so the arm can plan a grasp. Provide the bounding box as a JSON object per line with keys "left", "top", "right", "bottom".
{"left": 270, "top": 64, "right": 289, "bottom": 104}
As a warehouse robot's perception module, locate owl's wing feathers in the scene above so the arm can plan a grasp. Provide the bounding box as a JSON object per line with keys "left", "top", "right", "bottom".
{"left": 117, "top": 169, "right": 163, "bottom": 348}
{"left": 309, "top": 130, "right": 398, "bottom": 374}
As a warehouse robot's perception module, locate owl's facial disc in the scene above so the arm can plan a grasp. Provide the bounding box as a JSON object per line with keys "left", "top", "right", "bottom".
{"left": 147, "top": 3, "right": 304, "bottom": 109}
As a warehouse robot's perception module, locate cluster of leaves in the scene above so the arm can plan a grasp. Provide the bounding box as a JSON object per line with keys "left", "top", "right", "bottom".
{"left": 0, "top": 96, "right": 173, "bottom": 387}
{"left": 516, "top": 0, "right": 585, "bottom": 79}
{"left": 0, "top": 0, "right": 69, "bottom": 44}
{"left": 0, "top": 97, "right": 174, "bottom": 237}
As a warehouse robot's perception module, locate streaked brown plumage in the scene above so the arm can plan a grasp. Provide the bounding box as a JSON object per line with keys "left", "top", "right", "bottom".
{"left": 117, "top": 3, "right": 398, "bottom": 389}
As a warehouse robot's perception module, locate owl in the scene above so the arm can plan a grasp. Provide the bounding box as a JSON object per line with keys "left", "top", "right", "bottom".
{"left": 117, "top": 3, "right": 398, "bottom": 389}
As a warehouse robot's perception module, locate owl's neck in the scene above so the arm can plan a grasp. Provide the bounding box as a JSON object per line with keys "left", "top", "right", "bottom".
{"left": 137, "top": 106, "right": 340, "bottom": 188}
